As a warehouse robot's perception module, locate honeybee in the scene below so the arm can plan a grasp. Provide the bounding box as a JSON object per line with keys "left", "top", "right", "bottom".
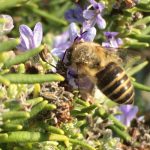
{"left": 68, "top": 41, "right": 134, "bottom": 104}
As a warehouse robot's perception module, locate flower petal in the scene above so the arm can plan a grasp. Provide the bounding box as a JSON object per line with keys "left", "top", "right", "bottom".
{"left": 102, "top": 42, "right": 111, "bottom": 48}
{"left": 83, "top": 18, "right": 97, "bottom": 30}
{"left": 81, "top": 27, "right": 96, "bottom": 41}
{"left": 96, "top": 14, "right": 106, "bottom": 29}
{"left": 83, "top": 10, "right": 95, "bottom": 20}
{"left": 0, "top": 14, "right": 14, "bottom": 33}
{"left": 89, "top": 0, "right": 98, "bottom": 8}
{"left": 19, "top": 24, "right": 33, "bottom": 38}
{"left": 116, "top": 115, "right": 126, "bottom": 125}
{"left": 116, "top": 38, "right": 123, "bottom": 46}
{"left": 110, "top": 38, "right": 119, "bottom": 48}
{"left": 65, "top": 9, "right": 78, "bottom": 23}
{"left": 60, "top": 41, "right": 72, "bottom": 50}
{"left": 33, "top": 22, "right": 43, "bottom": 48}
{"left": 96, "top": 2, "right": 105, "bottom": 11}
{"left": 120, "top": 104, "right": 134, "bottom": 114}
{"left": 51, "top": 48, "right": 67, "bottom": 59}
{"left": 17, "top": 36, "right": 28, "bottom": 51}
{"left": 53, "top": 31, "right": 69, "bottom": 48}
{"left": 69, "top": 23, "right": 79, "bottom": 42}
{"left": 126, "top": 106, "right": 138, "bottom": 120}
{"left": 74, "top": 5, "right": 84, "bottom": 22}
{"left": 51, "top": 41, "right": 71, "bottom": 59}
{"left": 124, "top": 117, "right": 131, "bottom": 127}
{"left": 19, "top": 25, "right": 34, "bottom": 49}
{"left": 104, "top": 32, "right": 118, "bottom": 38}
{"left": 65, "top": 6, "right": 84, "bottom": 23}
{"left": 89, "top": 0, "right": 104, "bottom": 11}
{"left": 124, "top": 106, "right": 138, "bottom": 127}
{"left": 116, "top": 105, "right": 139, "bottom": 127}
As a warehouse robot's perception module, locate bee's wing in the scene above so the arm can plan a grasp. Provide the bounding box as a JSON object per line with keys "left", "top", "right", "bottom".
{"left": 105, "top": 48, "right": 146, "bottom": 72}
{"left": 117, "top": 49, "right": 143, "bottom": 69}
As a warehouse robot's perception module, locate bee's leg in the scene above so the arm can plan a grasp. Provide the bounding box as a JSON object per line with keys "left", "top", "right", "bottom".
{"left": 76, "top": 76, "right": 95, "bottom": 103}
{"left": 79, "top": 90, "right": 96, "bottom": 104}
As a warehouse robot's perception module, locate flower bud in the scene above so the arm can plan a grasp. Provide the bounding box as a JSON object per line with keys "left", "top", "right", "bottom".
{"left": 0, "top": 14, "right": 14, "bottom": 35}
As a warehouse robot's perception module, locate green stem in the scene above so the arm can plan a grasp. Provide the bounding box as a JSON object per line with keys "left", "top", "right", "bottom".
{"left": 50, "top": 0, "right": 67, "bottom": 5}
{"left": 2, "top": 123, "right": 23, "bottom": 131}
{"left": 0, "top": 133, "right": 8, "bottom": 140}
{"left": 80, "top": 105, "right": 97, "bottom": 113}
{"left": 136, "top": 8, "right": 150, "bottom": 12}
{"left": 0, "top": 0, "right": 28, "bottom": 11}
{"left": 3, "top": 73, "right": 64, "bottom": 84}
{"left": 27, "top": 4, "right": 67, "bottom": 26}
{"left": 46, "top": 126, "right": 64, "bottom": 135}
{"left": 108, "top": 114, "right": 127, "bottom": 130}
{"left": 136, "top": 3, "right": 150, "bottom": 12}
{"left": 0, "top": 38, "right": 20, "bottom": 52}
{"left": 69, "top": 139, "right": 96, "bottom": 150}
{"left": 2, "top": 111, "right": 30, "bottom": 120}
{"left": 0, "top": 69, "right": 9, "bottom": 75}
{"left": 127, "top": 61, "right": 148, "bottom": 76}
{"left": 3, "top": 45, "right": 44, "bottom": 68}
{"left": 0, "top": 131, "right": 48, "bottom": 142}
{"left": 71, "top": 105, "right": 97, "bottom": 116}
{"left": 133, "top": 16, "right": 150, "bottom": 26}
{"left": 124, "top": 38, "right": 149, "bottom": 48}
{"left": 44, "top": 104, "right": 57, "bottom": 110}
{"left": 129, "top": 34, "right": 150, "bottom": 42}
{"left": 76, "top": 120, "right": 87, "bottom": 127}
{"left": 75, "top": 98, "right": 90, "bottom": 107}
{"left": 143, "top": 26, "right": 150, "bottom": 34}
{"left": 4, "top": 101, "right": 20, "bottom": 110}
{"left": 17, "top": 64, "right": 25, "bottom": 74}
{"left": 26, "top": 97, "right": 44, "bottom": 106}
{"left": 71, "top": 111, "right": 87, "bottom": 117}
{"left": 49, "top": 134, "right": 69, "bottom": 147}
{"left": 13, "top": 147, "right": 24, "bottom": 150}
{"left": 30, "top": 100, "right": 48, "bottom": 118}
{"left": 5, "top": 97, "right": 43, "bottom": 111}
{"left": 132, "top": 81, "right": 150, "bottom": 92}
{"left": 0, "top": 75, "right": 10, "bottom": 85}
{"left": 96, "top": 108, "right": 126, "bottom": 130}
{"left": 109, "top": 125, "right": 131, "bottom": 142}
{"left": 126, "top": 42, "right": 149, "bottom": 49}
{"left": 33, "top": 83, "right": 40, "bottom": 98}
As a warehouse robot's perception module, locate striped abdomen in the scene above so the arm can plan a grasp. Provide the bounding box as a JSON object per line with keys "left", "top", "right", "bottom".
{"left": 96, "top": 62, "right": 134, "bottom": 104}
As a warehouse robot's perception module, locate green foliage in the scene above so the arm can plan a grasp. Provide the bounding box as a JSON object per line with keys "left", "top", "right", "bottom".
{"left": 0, "top": 0, "right": 150, "bottom": 150}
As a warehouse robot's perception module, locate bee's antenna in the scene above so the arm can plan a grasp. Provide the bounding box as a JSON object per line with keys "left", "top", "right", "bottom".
{"left": 61, "top": 49, "right": 69, "bottom": 63}
{"left": 49, "top": 63, "right": 57, "bottom": 69}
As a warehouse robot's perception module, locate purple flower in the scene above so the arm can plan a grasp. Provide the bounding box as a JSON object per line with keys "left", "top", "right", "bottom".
{"left": 17, "top": 22, "right": 43, "bottom": 51}
{"left": 65, "top": 5, "right": 85, "bottom": 23}
{"left": 52, "top": 31, "right": 71, "bottom": 59}
{"left": 83, "top": 0, "right": 106, "bottom": 29}
{"left": 116, "top": 104, "right": 138, "bottom": 127}
{"left": 102, "top": 32, "right": 123, "bottom": 49}
{"left": 0, "top": 14, "right": 14, "bottom": 34}
{"left": 51, "top": 23, "right": 96, "bottom": 60}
